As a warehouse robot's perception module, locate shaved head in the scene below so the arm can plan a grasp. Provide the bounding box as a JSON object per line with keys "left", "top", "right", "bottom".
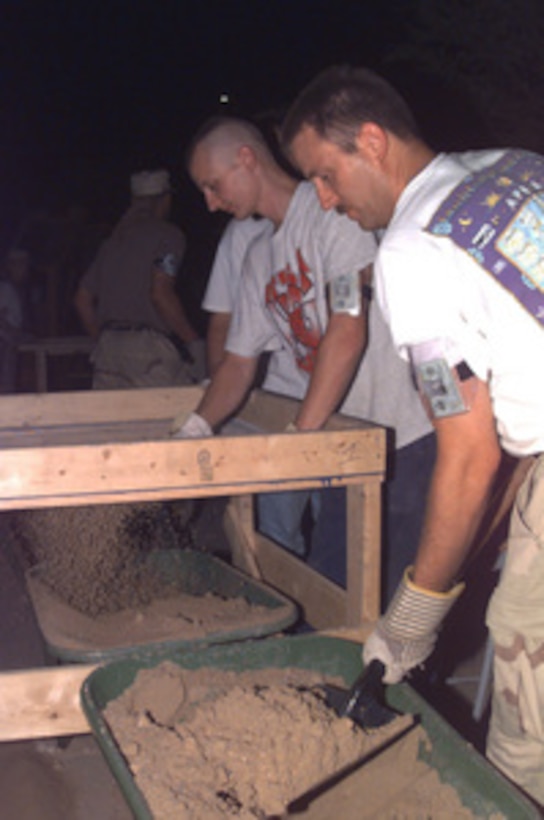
{"left": 186, "top": 117, "right": 271, "bottom": 170}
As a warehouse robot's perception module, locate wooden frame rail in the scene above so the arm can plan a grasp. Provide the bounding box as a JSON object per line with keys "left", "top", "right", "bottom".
{"left": 0, "top": 385, "right": 386, "bottom": 740}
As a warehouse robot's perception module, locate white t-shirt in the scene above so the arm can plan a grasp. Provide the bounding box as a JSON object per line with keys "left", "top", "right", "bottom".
{"left": 202, "top": 217, "right": 273, "bottom": 313}
{"left": 227, "top": 182, "right": 433, "bottom": 448}
{"left": 201, "top": 215, "right": 297, "bottom": 395}
{"left": 376, "top": 149, "right": 544, "bottom": 456}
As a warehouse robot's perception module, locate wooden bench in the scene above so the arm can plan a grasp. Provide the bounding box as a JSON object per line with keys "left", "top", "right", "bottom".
{"left": 17, "top": 335, "right": 94, "bottom": 392}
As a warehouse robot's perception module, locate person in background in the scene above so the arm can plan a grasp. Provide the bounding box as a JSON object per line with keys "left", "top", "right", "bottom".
{"left": 281, "top": 64, "right": 544, "bottom": 805}
{"left": 202, "top": 216, "right": 272, "bottom": 377}
{"left": 74, "top": 169, "right": 205, "bottom": 389}
{"left": 173, "top": 116, "right": 435, "bottom": 601}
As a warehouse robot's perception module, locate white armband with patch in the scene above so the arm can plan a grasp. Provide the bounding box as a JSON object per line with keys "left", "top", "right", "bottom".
{"left": 409, "top": 339, "right": 474, "bottom": 419}
{"left": 329, "top": 270, "right": 362, "bottom": 316}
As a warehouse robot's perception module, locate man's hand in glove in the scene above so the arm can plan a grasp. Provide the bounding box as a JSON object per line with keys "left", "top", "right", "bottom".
{"left": 363, "top": 567, "right": 464, "bottom": 684}
{"left": 170, "top": 411, "right": 212, "bottom": 439}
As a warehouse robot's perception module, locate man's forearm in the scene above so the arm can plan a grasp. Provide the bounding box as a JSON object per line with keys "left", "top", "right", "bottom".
{"left": 411, "top": 381, "right": 502, "bottom": 591}
{"left": 151, "top": 272, "right": 199, "bottom": 344}
{"left": 206, "top": 312, "right": 231, "bottom": 376}
{"left": 295, "top": 313, "right": 366, "bottom": 430}
{"left": 413, "top": 451, "right": 499, "bottom": 591}
{"left": 196, "top": 352, "right": 257, "bottom": 429}
{"left": 155, "top": 292, "right": 199, "bottom": 343}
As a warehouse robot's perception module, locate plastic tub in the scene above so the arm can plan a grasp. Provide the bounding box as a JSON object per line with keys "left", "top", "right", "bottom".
{"left": 26, "top": 549, "right": 298, "bottom": 663}
{"left": 81, "top": 634, "right": 540, "bottom": 819}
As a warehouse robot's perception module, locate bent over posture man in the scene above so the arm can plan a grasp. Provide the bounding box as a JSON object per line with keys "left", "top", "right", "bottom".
{"left": 282, "top": 65, "right": 544, "bottom": 804}
{"left": 174, "top": 116, "right": 434, "bottom": 602}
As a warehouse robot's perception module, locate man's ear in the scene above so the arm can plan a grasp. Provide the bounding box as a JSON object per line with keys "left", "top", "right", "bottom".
{"left": 355, "top": 122, "right": 388, "bottom": 167}
{"left": 239, "top": 145, "right": 257, "bottom": 169}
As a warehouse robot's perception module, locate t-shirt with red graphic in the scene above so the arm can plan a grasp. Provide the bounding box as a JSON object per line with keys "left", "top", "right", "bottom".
{"left": 226, "top": 182, "right": 432, "bottom": 448}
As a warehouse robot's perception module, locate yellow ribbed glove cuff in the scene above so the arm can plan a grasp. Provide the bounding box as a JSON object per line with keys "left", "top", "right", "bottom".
{"left": 363, "top": 568, "right": 465, "bottom": 684}
{"left": 384, "top": 566, "right": 464, "bottom": 643}
{"left": 404, "top": 566, "right": 465, "bottom": 601}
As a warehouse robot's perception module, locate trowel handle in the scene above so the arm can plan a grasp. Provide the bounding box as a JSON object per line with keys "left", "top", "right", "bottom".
{"left": 343, "top": 659, "right": 386, "bottom": 716}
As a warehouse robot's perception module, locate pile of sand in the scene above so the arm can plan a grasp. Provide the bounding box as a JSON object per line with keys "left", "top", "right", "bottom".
{"left": 103, "top": 662, "right": 489, "bottom": 819}
{"left": 13, "top": 502, "right": 193, "bottom": 616}
{"left": 15, "top": 504, "right": 291, "bottom": 654}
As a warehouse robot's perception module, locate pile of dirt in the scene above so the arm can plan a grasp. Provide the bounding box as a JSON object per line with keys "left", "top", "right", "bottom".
{"left": 26, "top": 578, "right": 285, "bottom": 653}
{"left": 103, "top": 662, "right": 486, "bottom": 819}
{"left": 15, "top": 504, "right": 289, "bottom": 655}
{"left": 12, "top": 502, "right": 194, "bottom": 616}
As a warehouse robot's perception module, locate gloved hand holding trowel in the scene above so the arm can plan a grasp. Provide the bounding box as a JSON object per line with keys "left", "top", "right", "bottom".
{"left": 322, "top": 567, "right": 464, "bottom": 734}
{"left": 363, "top": 567, "right": 464, "bottom": 684}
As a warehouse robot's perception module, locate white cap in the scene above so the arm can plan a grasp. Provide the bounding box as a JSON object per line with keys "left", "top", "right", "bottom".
{"left": 130, "top": 169, "right": 172, "bottom": 197}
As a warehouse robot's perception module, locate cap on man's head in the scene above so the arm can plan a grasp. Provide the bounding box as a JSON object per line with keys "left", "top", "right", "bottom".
{"left": 130, "top": 169, "right": 172, "bottom": 197}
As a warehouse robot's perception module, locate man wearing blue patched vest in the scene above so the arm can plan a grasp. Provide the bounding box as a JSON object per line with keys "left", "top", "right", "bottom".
{"left": 282, "top": 65, "right": 544, "bottom": 805}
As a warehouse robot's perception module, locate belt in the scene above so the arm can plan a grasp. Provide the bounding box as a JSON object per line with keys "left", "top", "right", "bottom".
{"left": 102, "top": 321, "right": 159, "bottom": 333}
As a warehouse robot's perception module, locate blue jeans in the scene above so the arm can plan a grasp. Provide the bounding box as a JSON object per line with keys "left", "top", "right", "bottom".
{"left": 381, "top": 432, "right": 436, "bottom": 604}
{"left": 256, "top": 490, "right": 321, "bottom": 556}
{"left": 302, "top": 433, "right": 437, "bottom": 607}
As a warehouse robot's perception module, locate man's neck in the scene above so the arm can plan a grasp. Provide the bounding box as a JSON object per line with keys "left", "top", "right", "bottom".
{"left": 258, "top": 168, "right": 299, "bottom": 228}
{"left": 389, "top": 137, "right": 437, "bottom": 202}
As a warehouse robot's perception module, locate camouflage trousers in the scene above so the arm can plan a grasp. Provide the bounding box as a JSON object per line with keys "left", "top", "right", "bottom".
{"left": 486, "top": 454, "right": 544, "bottom": 805}
{"left": 92, "top": 327, "right": 196, "bottom": 389}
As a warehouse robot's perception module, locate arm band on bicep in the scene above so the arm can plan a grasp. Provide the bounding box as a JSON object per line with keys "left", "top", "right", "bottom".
{"left": 329, "top": 270, "right": 362, "bottom": 316}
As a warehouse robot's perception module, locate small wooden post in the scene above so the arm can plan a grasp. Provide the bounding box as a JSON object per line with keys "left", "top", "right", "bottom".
{"left": 346, "top": 480, "right": 382, "bottom": 627}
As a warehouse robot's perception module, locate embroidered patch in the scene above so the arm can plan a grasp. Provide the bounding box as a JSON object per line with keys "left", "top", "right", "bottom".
{"left": 155, "top": 252, "right": 178, "bottom": 277}
{"left": 427, "top": 150, "right": 544, "bottom": 325}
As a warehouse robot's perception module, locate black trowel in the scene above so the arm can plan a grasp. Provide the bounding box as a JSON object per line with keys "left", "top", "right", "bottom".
{"left": 322, "top": 659, "right": 402, "bottom": 730}
{"left": 277, "top": 664, "right": 418, "bottom": 817}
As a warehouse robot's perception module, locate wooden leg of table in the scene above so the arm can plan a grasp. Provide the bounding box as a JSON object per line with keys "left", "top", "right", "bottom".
{"left": 346, "top": 480, "right": 382, "bottom": 628}
{"left": 223, "top": 495, "right": 262, "bottom": 580}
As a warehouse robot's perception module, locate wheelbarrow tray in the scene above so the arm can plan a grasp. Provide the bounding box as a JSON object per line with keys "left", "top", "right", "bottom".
{"left": 26, "top": 549, "right": 298, "bottom": 663}
{"left": 80, "top": 634, "right": 539, "bottom": 819}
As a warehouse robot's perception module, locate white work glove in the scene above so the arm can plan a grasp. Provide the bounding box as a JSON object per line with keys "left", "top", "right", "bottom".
{"left": 170, "top": 411, "right": 212, "bottom": 439}
{"left": 363, "top": 567, "right": 464, "bottom": 684}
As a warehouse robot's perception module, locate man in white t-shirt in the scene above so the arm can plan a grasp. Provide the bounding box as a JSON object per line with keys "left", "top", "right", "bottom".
{"left": 201, "top": 215, "right": 322, "bottom": 556}
{"left": 177, "top": 116, "right": 435, "bottom": 601}
{"left": 282, "top": 64, "right": 544, "bottom": 805}
{"left": 202, "top": 217, "right": 272, "bottom": 376}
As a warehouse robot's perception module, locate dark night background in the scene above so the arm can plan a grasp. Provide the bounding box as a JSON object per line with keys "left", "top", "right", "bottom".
{"left": 2, "top": 0, "right": 544, "bottom": 335}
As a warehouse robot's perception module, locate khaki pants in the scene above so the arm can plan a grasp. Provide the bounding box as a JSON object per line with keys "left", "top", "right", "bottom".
{"left": 486, "top": 454, "right": 544, "bottom": 805}
{"left": 92, "top": 328, "right": 195, "bottom": 389}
